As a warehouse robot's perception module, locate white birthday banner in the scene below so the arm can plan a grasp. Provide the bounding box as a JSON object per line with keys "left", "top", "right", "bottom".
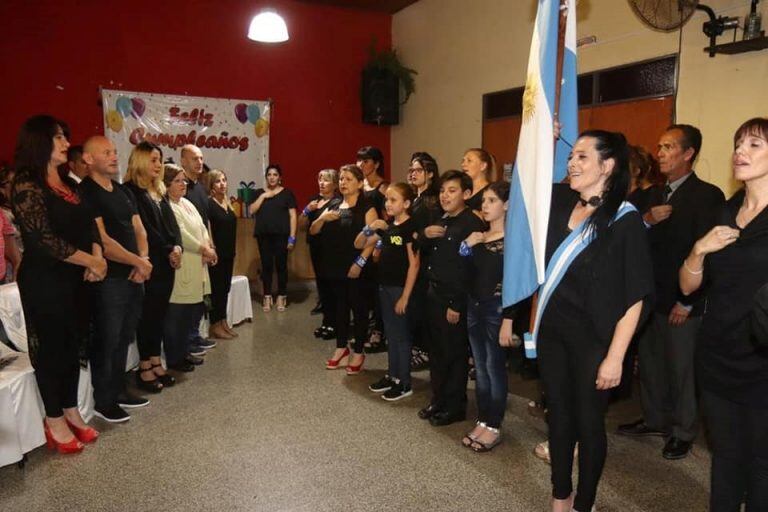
{"left": 101, "top": 89, "right": 270, "bottom": 200}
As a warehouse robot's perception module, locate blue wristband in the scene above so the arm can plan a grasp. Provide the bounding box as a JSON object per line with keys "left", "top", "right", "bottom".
{"left": 354, "top": 255, "right": 367, "bottom": 268}
{"left": 375, "top": 239, "right": 383, "bottom": 250}
{"left": 459, "top": 240, "right": 473, "bottom": 257}
{"left": 362, "top": 225, "right": 375, "bottom": 237}
{"left": 302, "top": 206, "right": 311, "bottom": 216}
{"left": 288, "top": 236, "right": 296, "bottom": 245}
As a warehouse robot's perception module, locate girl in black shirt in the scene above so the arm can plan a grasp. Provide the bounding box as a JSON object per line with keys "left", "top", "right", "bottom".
{"left": 355, "top": 183, "right": 419, "bottom": 401}
{"left": 460, "top": 181, "right": 510, "bottom": 452}
{"left": 301, "top": 168, "right": 340, "bottom": 340}
{"left": 310, "top": 164, "right": 377, "bottom": 375}
{"left": 249, "top": 164, "right": 297, "bottom": 312}
{"left": 679, "top": 118, "right": 768, "bottom": 512}
{"left": 461, "top": 148, "right": 493, "bottom": 212}
{"left": 207, "top": 169, "right": 238, "bottom": 340}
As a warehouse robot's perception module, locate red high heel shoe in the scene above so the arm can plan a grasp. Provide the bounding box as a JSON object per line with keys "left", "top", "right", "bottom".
{"left": 66, "top": 419, "right": 100, "bottom": 444}
{"left": 346, "top": 354, "right": 366, "bottom": 375}
{"left": 44, "top": 421, "right": 84, "bottom": 454}
{"left": 326, "top": 348, "right": 350, "bottom": 369}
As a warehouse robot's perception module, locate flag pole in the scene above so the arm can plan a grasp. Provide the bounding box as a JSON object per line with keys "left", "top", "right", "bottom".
{"left": 527, "top": 0, "right": 569, "bottom": 337}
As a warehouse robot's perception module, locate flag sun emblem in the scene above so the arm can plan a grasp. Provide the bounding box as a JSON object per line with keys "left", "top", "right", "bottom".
{"left": 522, "top": 73, "right": 538, "bottom": 123}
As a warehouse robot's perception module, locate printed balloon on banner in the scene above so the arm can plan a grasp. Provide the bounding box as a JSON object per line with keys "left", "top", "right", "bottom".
{"left": 234, "top": 103, "right": 248, "bottom": 124}
{"left": 131, "top": 98, "right": 146, "bottom": 118}
{"left": 116, "top": 96, "right": 133, "bottom": 117}
{"left": 254, "top": 118, "right": 269, "bottom": 138}
{"left": 246, "top": 104, "right": 261, "bottom": 123}
{"left": 106, "top": 110, "right": 123, "bottom": 132}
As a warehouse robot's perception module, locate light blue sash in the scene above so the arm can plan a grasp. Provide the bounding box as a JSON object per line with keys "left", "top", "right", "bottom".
{"left": 524, "top": 201, "right": 636, "bottom": 358}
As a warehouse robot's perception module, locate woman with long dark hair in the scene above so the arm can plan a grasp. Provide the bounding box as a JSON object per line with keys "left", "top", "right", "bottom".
{"left": 310, "top": 164, "right": 377, "bottom": 374}
{"left": 504, "top": 130, "right": 653, "bottom": 512}
{"left": 12, "top": 115, "right": 107, "bottom": 453}
{"left": 249, "top": 164, "right": 297, "bottom": 312}
{"left": 302, "top": 168, "right": 340, "bottom": 340}
{"left": 207, "top": 169, "right": 238, "bottom": 339}
{"left": 680, "top": 118, "right": 768, "bottom": 512}
{"left": 123, "top": 142, "right": 181, "bottom": 392}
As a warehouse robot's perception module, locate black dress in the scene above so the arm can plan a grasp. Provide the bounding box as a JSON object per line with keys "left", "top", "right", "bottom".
{"left": 12, "top": 174, "right": 98, "bottom": 417}
{"left": 125, "top": 181, "right": 181, "bottom": 360}
{"left": 208, "top": 197, "right": 237, "bottom": 324}
{"left": 306, "top": 194, "right": 341, "bottom": 329}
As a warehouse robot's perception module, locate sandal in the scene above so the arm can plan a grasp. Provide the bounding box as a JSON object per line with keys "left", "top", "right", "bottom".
{"left": 461, "top": 421, "right": 487, "bottom": 447}
{"left": 135, "top": 367, "right": 163, "bottom": 393}
{"left": 152, "top": 364, "right": 176, "bottom": 388}
{"left": 470, "top": 426, "right": 502, "bottom": 453}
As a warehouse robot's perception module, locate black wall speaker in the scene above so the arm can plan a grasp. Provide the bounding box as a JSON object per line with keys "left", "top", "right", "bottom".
{"left": 361, "top": 68, "right": 400, "bottom": 126}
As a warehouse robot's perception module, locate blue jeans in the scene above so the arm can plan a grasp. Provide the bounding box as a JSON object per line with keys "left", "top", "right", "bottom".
{"left": 164, "top": 302, "right": 204, "bottom": 366}
{"left": 467, "top": 295, "right": 507, "bottom": 428}
{"left": 90, "top": 278, "right": 143, "bottom": 409}
{"left": 379, "top": 285, "right": 412, "bottom": 388}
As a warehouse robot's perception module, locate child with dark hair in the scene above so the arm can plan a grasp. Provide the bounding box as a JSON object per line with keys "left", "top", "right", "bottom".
{"left": 417, "top": 170, "right": 485, "bottom": 426}
{"left": 356, "top": 183, "right": 420, "bottom": 400}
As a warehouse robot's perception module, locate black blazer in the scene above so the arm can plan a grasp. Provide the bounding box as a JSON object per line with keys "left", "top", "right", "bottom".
{"left": 644, "top": 173, "right": 725, "bottom": 315}
{"left": 124, "top": 182, "right": 182, "bottom": 278}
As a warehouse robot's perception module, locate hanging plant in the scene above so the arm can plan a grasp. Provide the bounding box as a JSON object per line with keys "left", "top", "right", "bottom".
{"left": 364, "top": 40, "right": 418, "bottom": 104}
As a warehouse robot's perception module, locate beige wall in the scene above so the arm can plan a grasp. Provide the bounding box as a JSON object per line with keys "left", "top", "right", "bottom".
{"left": 392, "top": 0, "right": 768, "bottom": 195}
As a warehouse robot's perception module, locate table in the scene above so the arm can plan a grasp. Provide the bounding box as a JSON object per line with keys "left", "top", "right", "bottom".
{"left": 0, "top": 348, "right": 45, "bottom": 468}
{"left": 227, "top": 275, "right": 253, "bottom": 326}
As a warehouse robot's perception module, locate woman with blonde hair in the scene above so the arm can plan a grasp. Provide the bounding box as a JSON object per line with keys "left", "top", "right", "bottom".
{"left": 124, "top": 142, "right": 182, "bottom": 391}
{"left": 206, "top": 169, "right": 237, "bottom": 339}
{"left": 461, "top": 148, "right": 495, "bottom": 211}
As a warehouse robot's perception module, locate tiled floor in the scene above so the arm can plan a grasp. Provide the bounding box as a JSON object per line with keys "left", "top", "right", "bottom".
{"left": 0, "top": 296, "right": 710, "bottom": 511}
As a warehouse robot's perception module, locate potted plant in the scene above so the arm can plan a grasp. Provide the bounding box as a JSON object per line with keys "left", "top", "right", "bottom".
{"left": 361, "top": 41, "right": 418, "bottom": 125}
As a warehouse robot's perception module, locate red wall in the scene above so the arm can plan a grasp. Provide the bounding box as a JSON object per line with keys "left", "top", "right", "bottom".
{"left": 0, "top": 0, "right": 391, "bottom": 205}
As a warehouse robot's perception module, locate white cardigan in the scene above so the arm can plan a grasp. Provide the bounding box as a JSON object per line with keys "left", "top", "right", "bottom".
{"left": 168, "top": 197, "right": 211, "bottom": 304}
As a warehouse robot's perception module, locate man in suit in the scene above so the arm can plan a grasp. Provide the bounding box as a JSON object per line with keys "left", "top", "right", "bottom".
{"left": 617, "top": 124, "right": 725, "bottom": 460}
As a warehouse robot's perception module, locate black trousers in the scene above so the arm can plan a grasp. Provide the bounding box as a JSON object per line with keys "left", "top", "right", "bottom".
{"left": 426, "top": 286, "right": 468, "bottom": 415}
{"left": 538, "top": 307, "right": 610, "bottom": 512}
{"left": 309, "top": 244, "right": 335, "bottom": 329}
{"left": 408, "top": 276, "right": 429, "bottom": 352}
{"left": 209, "top": 256, "right": 234, "bottom": 324}
{"left": 332, "top": 277, "right": 373, "bottom": 353}
{"left": 257, "top": 234, "right": 288, "bottom": 296}
{"left": 137, "top": 274, "right": 174, "bottom": 360}
{"left": 702, "top": 390, "right": 768, "bottom": 512}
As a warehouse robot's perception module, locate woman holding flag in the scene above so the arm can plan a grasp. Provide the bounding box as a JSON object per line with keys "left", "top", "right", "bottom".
{"left": 504, "top": 130, "right": 653, "bottom": 512}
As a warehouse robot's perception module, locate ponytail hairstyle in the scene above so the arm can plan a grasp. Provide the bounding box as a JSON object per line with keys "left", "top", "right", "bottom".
{"left": 578, "top": 130, "right": 631, "bottom": 241}
{"left": 465, "top": 148, "right": 496, "bottom": 181}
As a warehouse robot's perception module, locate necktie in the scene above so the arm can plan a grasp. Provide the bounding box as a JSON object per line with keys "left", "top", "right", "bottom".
{"left": 663, "top": 184, "right": 673, "bottom": 203}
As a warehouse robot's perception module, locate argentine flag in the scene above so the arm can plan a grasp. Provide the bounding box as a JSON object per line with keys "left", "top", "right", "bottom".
{"left": 502, "top": 0, "right": 578, "bottom": 357}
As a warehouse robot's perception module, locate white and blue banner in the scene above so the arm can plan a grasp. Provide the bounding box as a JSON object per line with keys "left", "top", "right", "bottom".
{"left": 502, "top": 0, "right": 578, "bottom": 359}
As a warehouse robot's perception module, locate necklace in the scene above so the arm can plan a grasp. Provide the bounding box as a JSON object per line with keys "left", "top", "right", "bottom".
{"left": 578, "top": 195, "right": 603, "bottom": 208}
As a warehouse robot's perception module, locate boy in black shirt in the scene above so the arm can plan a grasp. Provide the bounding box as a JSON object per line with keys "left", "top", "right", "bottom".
{"left": 418, "top": 170, "right": 485, "bottom": 426}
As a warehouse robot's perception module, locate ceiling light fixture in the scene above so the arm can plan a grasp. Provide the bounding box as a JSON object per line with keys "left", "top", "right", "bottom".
{"left": 247, "top": 10, "right": 289, "bottom": 43}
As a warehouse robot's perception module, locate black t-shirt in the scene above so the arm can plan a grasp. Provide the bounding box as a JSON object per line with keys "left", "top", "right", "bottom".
{"left": 306, "top": 194, "right": 340, "bottom": 246}
{"left": 320, "top": 197, "right": 375, "bottom": 280}
{"left": 698, "top": 189, "right": 768, "bottom": 407}
{"left": 185, "top": 177, "right": 209, "bottom": 226}
{"left": 466, "top": 185, "right": 489, "bottom": 212}
{"left": 208, "top": 198, "right": 237, "bottom": 259}
{"left": 80, "top": 177, "right": 139, "bottom": 279}
{"left": 365, "top": 185, "right": 387, "bottom": 219}
{"left": 252, "top": 188, "right": 297, "bottom": 236}
{"left": 469, "top": 237, "right": 504, "bottom": 300}
{"left": 377, "top": 218, "right": 417, "bottom": 287}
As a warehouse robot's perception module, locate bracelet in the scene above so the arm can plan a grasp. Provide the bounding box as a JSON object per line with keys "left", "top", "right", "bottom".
{"left": 302, "top": 206, "right": 311, "bottom": 216}
{"left": 458, "top": 240, "right": 473, "bottom": 257}
{"left": 375, "top": 239, "right": 383, "bottom": 250}
{"left": 683, "top": 259, "right": 703, "bottom": 275}
{"left": 288, "top": 236, "right": 296, "bottom": 245}
{"left": 354, "top": 255, "right": 367, "bottom": 268}
{"left": 362, "top": 225, "right": 375, "bottom": 237}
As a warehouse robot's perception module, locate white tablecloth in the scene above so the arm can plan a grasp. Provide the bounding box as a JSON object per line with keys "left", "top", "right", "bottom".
{"left": 0, "top": 349, "right": 45, "bottom": 468}
{"left": 227, "top": 275, "right": 253, "bottom": 326}
{"left": 0, "top": 282, "right": 28, "bottom": 352}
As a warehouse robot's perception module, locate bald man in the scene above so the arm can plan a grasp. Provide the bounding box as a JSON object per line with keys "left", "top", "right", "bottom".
{"left": 81, "top": 136, "right": 152, "bottom": 423}
{"left": 178, "top": 144, "right": 217, "bottom": 356}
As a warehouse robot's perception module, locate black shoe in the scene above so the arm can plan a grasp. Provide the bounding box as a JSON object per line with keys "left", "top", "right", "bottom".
{"left": 117, "top": 395, "right": 150, "bottom": 409}
{"left": 169, "top": 361, "right": 195, "bottom": 372}
{"left": 313, "top": 326, "right": 326, "bottom": 338}
{"left": 189, "top": 346, "right": 207, "bottom": 356}
{"left": 311, "top": 301, "right": 322, "bottom": 315}
{"left": 369, "top": 375, "right": 395, "bottom": 393}
{"left": 186, "top": 355, "right": 204, "bottom": 366}
{"left": 152, "top": 364, "right": 176, "bottom": 387}
{"left": 135, "top": 369, "right": 163, "bottom": 393}
{"left": 382, "top": 384, "right": 413, "bottom": 402}
{"left": 418, "top": 403, "right": 440, "bottom": 420}
{"left": 429, "top": 410, "right": 466, "bottom": 427}
{"left": 94, "top": 405, "right": 130, "bottom": 423}
{"left": 195, "top": 338, "right": 216, "bottom": 350}
{"left": 321, "top": 327, "right": 336, "bottom": 340}
{"left": 616, "top": 418, "right": 667, "bottom": 437}
{"left": 663, "top": 437, "right": 692, "bottom": 460}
